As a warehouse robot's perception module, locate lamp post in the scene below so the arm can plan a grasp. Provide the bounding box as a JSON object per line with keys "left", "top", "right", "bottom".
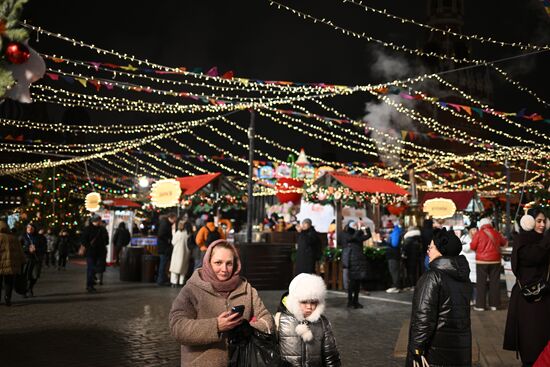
{"left": 246, "top": 110, "right": 255, "bottom": 243}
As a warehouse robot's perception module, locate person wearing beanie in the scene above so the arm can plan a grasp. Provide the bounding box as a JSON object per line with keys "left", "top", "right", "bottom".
{"left": 169, "top": 239, "right": 273, "bottom": 367}
{"left": 470, "top": 217, "right": 508, "bottom": 311}
{"left": 503, "top": 207, "right": 550, "bottom": 366}
{"left": 276, "top": 273, "right": 341, "bottom": 367}
{"left": 295, "top": 218, "right": 322, "bottom": 275}
{"left": 407, "top": 228, "right": 472, "bottom": 367}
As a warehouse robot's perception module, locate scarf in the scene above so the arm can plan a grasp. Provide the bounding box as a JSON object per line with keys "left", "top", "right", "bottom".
{"left": 200, "top": 239, "right": 242, "bottom": 298}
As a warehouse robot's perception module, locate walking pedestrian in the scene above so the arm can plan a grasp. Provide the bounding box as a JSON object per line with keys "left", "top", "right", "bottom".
{"left": 157, "top": 213, "right": 177, "bottom": 286}
{"left": 20, "top": 223, "right": 42, "bottom": 297}
{"left": 112, "top": 222, "right": 131, "bottom": 266}
{"left": 386, "top": 221, "right": 402, "bottom": 293}
{"left": 81, "top": 215, "right": 109, "bottom": 292}
{"left": 44, "top": 227, "right": 57, "bottom": 268}
{"left": 276, "top": 273, "right": 341, "bottom": 366}
{"left": 407, "top": 228, "right": 472, "bottom": 367}
{"left": 169, "top": 239, "right": 273, "bottom": 367}
{"left": 169, "top": 220, "right": 192, "bottom": 287}
{"left": 402, "top": 226, "right": 422, "bottom": 290}
{"left": 295, "top": 218, "right": 322, "bottom": 275}
{"left": 0, "top": 221, "right": 26, "bottom": 306}
{"left": 341, "top": 220, "right": 370, "bottom": 308}
{"left": 194, "top": 213, "right": 225, "bottom": 270}
{"left": 55, "top": 228, "right": 71, "bottom": 270}
{"left": 503, "top": 208, "right": 550, "bottom": 366}
{"left": 460, "top": 225, "right": 478, "bottom": 304}
{"left": 470, "top": 217, "right": 507, "bottom": 311}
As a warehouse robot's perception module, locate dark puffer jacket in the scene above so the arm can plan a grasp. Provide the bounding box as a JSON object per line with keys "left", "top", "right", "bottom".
{"left": 407, "top": 256, "right": 472, "bottom": 367}
{"left": 341, "top": 228, "right": 371, "bottom": 280}
{"left": 295, "top": 227, "right": 321, "bottom": 275}
{"left": 278, "top": 310, "right": 340, "bottom": 367}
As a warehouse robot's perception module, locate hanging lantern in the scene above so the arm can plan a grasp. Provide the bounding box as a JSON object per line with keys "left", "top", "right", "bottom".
{"left": 85, "top": 192, "right": 101, "bottom": 212}
{"left": 150, "top": 179, "right": 181, "bottom": 208}
{"left": 275, "top": 177, "right": 304, "bottom": 204}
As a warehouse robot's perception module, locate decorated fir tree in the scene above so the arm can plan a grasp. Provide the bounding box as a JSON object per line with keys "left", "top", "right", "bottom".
{"left": 0, "top": 0, "right": 29, "bottom": 97}
{"left": 19, "top": 169, "right": 83, "bottom": 231}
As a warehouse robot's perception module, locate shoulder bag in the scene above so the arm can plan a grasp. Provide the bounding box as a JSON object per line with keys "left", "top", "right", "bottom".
{"left": 517, "top": 260, "right": 550, "bottom": 303}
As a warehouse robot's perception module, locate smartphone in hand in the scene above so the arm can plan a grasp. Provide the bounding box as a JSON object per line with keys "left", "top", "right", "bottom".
{"left": 230, "top": 305, "right": 245, "bottom": 317}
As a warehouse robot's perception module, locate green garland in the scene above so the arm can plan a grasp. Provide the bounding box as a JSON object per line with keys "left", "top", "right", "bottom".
{"left": 0, "top": 0, "right": 29, "bottom": 97}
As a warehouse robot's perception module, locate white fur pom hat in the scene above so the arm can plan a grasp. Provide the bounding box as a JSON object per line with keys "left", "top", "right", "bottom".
{"left": 520, "top": 214, "right": 535, "bottom": 232}
{"left": 478, "top": 218, "right": 492, "bottom": 228}
{"left": 286, "top": 273, "right": 327, "bottom": 342}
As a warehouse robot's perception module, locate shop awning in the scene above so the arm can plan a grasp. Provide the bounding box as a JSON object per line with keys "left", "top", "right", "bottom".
{"left": 420, "top": 191, "right": 475, "bottom": 211}
{"left": 176, "top": 172, "right": 223, "bottom": 195}
{"left": 319, "top": 173, "right": 408, "bottom": 196}
{"left": 102, "top": 198, "right": 141, "bottom": 208}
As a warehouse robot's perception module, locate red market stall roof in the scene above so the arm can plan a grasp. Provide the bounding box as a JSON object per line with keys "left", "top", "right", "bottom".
{"left": 316, "top": 173, "right": 408, "bottom": 196}
{"left": 176, "top": 172, "right": 236, "bottom": 195}
{"left": 420, "top": 191, "right": 475, "bottom": 211}
{"left": 102, "top": 198, "right": 141, "bottom": 208}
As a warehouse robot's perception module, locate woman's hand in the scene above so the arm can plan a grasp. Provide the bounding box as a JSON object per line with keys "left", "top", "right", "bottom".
{"left": 217, "top": 311, "right": 243, "bottom": 332}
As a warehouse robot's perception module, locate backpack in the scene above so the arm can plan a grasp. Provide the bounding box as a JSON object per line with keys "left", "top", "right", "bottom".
{"left": 205, "top": 226, "right": 221, "bottom": 246}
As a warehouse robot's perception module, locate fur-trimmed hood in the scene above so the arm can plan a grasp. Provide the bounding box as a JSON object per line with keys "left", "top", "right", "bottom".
{"left": 404, "top": 229, "right": 421, "bottom": 239}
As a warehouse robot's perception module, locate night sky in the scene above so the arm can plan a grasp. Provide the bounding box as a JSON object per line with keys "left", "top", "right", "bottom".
{"left": 1, "top": 1, "right": 549, "bottom": 187}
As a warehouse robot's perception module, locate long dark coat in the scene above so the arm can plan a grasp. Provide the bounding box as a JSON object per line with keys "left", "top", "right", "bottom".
{"left": 295, "top": 227, "right": 321, "bottom": 275}
{"left": 341, "top": 228, "right": 370, "bottom": 280}
{"left": 503, "top": 231, "right": 550, "bottom": 364}
{"left": 157, "top": 218, "right": 173, "bottom": 255}
{"left": 406, "top": 256, "right": 472, "bottom": 367}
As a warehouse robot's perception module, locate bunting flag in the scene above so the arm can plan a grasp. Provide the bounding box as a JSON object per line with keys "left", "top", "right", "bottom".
{"left": 373, "top": 86, "right": 550, "bottom": 124}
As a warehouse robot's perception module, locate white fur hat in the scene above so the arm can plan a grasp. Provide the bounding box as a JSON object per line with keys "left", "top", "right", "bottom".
{"left": 520, "top": 215, "right": 535, "bottom": 232}
{"left": 478, "top": 218, "right": 492, "bottom": 228}
{"left": 288, "top": 273, "right": 326, "bottom": 303}
{"left": 286, "top": 274, "right": 327, "bottom": 341}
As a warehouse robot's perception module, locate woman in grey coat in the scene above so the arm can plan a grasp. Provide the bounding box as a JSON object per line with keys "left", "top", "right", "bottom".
{"left": 276, "top": 273, "right": 341, "bottom": 367}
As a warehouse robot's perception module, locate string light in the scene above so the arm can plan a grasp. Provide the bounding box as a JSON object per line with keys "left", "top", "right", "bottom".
{"left": 490, "top": 65, "right": 550, "bottom": 108}
{"left": 268, "top": 0, "right": 487, "bottom": 65}
{"left": 337, "top": 0, "right": 550, "bottom": 52}
{"left": 431, "top": 75, "right": 548, "bottom": 143}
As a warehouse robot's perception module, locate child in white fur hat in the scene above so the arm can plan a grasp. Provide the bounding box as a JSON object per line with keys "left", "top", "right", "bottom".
{"left": 275, "top": 273, "right": 341, "bottom": 367}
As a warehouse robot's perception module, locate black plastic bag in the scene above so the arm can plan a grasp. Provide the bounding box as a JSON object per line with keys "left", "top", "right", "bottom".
{"left": 228, "top": 321, "right": 282, "bottom": 367}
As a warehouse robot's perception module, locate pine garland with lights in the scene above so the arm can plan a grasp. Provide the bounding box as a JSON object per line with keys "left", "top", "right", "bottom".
{"left": 0, "top": 0, "right": 29, "bottom": 97}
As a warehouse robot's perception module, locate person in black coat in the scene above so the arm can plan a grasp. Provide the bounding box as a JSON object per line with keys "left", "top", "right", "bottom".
{"left": 503, "top": 208, "right": 550, "bottom": 366}
{"left": 407, "top": 228, "right": 472, "bottom": 367}
{"left": 295, "top": 218, "right": 321, "bottom": 275}
{"left": 156, "top": 213, "right": 177, "bottom": 286}
{"left": 402, "top": 226, "right": 422, "bottom": 289}
{"left": 81, "top": 215, "right": 109, "bottom": 292}
{"left": 113, "top": 222, "right": 131, "bottom": 266}
{"left": 55, "top": 228, "right": 72, "bottom": 270}
{"left": 20, "top": 223, "right": 42, "bottom": 297}
{"left": 341, "top": 220, "right": 371, "bottom": 309}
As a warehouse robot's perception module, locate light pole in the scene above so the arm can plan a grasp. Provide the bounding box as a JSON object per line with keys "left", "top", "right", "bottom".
{"left": 246, "top": 110, "right": 255, "bottom": 243}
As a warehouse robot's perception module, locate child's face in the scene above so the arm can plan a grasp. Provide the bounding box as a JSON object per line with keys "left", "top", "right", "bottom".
{"left": 299, "top": 300, "right": 318, "bottom": 318}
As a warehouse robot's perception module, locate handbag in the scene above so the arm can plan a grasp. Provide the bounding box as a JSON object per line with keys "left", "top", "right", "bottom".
{"left": 413, "top": 355, "right": 430, "bottom": 367}
{"left": 228, "top": 321, "right": 282, "bottom": 367}
{"left": 517, "top": 262, "right": 550, "bottom": 303}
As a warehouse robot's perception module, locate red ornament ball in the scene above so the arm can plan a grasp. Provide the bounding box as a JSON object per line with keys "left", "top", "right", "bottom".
{"left": 5, "top": 42, "right": 30, "bottom": 64}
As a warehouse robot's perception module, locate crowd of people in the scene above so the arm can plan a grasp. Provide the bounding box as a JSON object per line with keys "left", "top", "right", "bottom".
{"left": 1, "top": 206, "right": 548, "bottom": 366}
{"left": 166, "top": 207, "right": 549, "bottom": 367}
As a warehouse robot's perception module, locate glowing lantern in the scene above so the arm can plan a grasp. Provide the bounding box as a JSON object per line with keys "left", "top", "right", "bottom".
{"left": 275, "top": 178, "right": 304, "bottom": 204}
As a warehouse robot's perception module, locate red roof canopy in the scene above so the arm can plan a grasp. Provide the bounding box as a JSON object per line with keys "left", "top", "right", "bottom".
{"left": 176, "top": 173, "right": 222, "bottom": 195}
{"left": 420, "top": 191, "right": 475, "bottom": 211}
{"left": 330, "top": 173, "right": 408, "bottom": 196}
{"left": 103, "top": 198, "right": 140, "bottom": 208}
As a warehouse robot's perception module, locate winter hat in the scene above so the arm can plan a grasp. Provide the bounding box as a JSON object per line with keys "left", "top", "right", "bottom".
{"left": 301, "top": 218, "right": 312, "bottom": 226}
{"left": 433, "top": 228, "right": 462, "bottom": 257}
{"left": 286, "top": 273, "right": 326, "bottom": 342}
{"left": 478, "top": 218, "right": 492, "bottom": 228}
{"left": 90, "top": 215, "right": 101, "bottom": 223}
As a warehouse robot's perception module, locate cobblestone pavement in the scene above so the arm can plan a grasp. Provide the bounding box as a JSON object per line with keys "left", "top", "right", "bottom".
{"left": 0, "top": 261, "right": 514, "bottom": 367}
{"left": 0, "top": 261, "right": 412, "bottom": 367}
